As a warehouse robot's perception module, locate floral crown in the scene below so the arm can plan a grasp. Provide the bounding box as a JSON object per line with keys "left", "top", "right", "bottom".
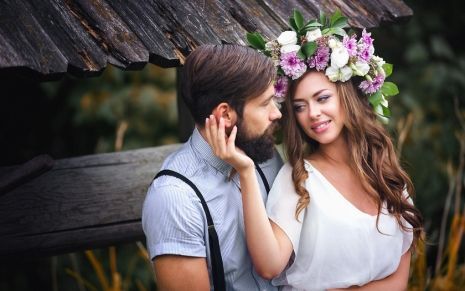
{"left": 246, "top": 10, "right": 399, "bottom": 123}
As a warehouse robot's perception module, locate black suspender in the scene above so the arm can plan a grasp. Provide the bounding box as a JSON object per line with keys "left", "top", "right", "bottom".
{"left": 154, "top": 169, "right": 226, "bottom": 291}
{"left": 153, "top": 164, "right": 269, "bottom": 291}
{"left": 254, "top": 162, "right": 270, "bottom": 194}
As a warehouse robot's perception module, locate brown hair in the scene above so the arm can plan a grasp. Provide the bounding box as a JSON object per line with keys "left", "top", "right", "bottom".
{"left": 181, "top": 44, "right": 276, "bottom": 124}
{"left": 282, "top": 71, "right": 423, "bottom": 247}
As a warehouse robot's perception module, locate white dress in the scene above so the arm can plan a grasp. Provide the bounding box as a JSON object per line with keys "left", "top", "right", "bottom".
{"left": 266, "top": 161, "right": 413, "bottom": 291}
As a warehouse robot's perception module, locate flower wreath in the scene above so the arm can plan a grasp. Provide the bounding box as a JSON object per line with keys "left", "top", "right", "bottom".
{"left": 246, "top": 10, "right": 399, "bottom": 123}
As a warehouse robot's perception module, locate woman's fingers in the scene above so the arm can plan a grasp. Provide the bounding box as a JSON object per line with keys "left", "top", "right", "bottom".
{"left": 217, "top": 117, "right": 227, "bottom": 155}
{"left": 227, "top": 125, "right": 237, "bottom": 152}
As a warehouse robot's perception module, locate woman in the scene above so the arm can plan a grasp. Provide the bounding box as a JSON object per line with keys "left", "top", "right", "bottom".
{"left": 205, "top": 10, "right": 423, "bottom": 291}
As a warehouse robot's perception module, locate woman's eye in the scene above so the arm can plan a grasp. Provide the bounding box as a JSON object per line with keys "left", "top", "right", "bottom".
{"left": 293, "top": 104, "right": 305, "bottom": 112}
{"left": 317, "top": 95, "right": 330, "bottom": 102}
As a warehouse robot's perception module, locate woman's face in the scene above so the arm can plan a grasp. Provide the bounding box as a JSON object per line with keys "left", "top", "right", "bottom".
{"left": 292, "top": 71, "right": 346, "bottom": 145}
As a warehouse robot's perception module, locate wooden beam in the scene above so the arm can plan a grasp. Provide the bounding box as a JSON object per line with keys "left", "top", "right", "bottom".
{"left": 0, "top": 144, "right": 180, "bottom": 257}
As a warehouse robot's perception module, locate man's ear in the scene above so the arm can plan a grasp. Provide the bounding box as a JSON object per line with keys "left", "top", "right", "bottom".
{"left": 212, "top": 102, "right": 238, "bottom": 128}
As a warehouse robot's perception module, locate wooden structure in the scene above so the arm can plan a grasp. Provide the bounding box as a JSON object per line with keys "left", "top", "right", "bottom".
{"left": 0, "top": 0, "right": 412, "bottom": 79}
{"left": 0, "top": 0, "right": 413, "bottom": 257}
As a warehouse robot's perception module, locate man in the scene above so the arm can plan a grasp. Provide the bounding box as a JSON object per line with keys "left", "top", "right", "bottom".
{"left": 142, "top": 44, "right": 283, "bottom": 290}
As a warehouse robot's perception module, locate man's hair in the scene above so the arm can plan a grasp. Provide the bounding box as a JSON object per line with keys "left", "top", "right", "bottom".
{"left": 181, "top": 44, "right": 276, "bottom": 125}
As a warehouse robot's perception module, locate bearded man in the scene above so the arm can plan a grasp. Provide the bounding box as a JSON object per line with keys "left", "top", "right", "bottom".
{"left": 142, "top": 44, "right": 283, "bottom": 290}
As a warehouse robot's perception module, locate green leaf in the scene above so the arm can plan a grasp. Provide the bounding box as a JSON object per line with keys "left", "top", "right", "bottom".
{"left": 383, "top": 63, "right": 393, "bottom": 77}
{"left": 319, "top": 11, "right": 327, "bottom": 27}
{"left": 303, "top": 20, "right": 322, "bottom": 29}
{"left": 277, "top": 67, "right": 285, "bottom": 76}
{"left": 297, "top": 49, "right": 306, "bottom": 60}
{"left": 368, "top": 91, "right": 383, "bottom": 106}
{"left": 289, "top": 17, "right": 298, "bottom": 32}
{"left": 330, "top": 9, "right": 343, "bottom": 26}
{"left": 293, "top": 10, "right": 304, "bottom": 30}
{"left": 381, "top": 82, "right": 399, "bottom": 96}
{"left": 246, "top": 32, "right": 266, "bottom": 50}
{"left": 330, "top": 27, "right": 347, "bottom": 37}
{"left": 382, "top": 105, "right": 391, "bottom": 117}
{"left": 301, "top": 41, "right": 317, "bottom": 58}
{"left": 331, "top": 16, "right": 348, "bottom": 29}
{"left": 322, "top": 27, "right": 346, "bottom": 37}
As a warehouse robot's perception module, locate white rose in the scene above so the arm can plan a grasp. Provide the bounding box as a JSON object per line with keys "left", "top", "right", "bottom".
{"left": 352, "top": 60, "right": 370, "bottom": 76}
{"left": 277, "top": 31, "right": 297, "bottom": 46}
{"left": 305, "top": 28, "right": 322, "bottom": 42}
{"left": 280, "top": 44, "right": 300, "bottom": 54}
{"left": 372, "top": 55, "right": 385, "bottom": 66}
{"left": 325, "top": 66, "right": 340, "bottom": 82}
{"left": 339, "top": 66, "right": 353, "bottom": 82}
{"left": 330, "top": 44, "right": 350, "bottom": 68}
{"left": 328, "top": 38, "right": 337, "bottom": 49}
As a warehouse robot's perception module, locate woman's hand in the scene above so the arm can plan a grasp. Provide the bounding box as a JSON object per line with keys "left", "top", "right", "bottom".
{"left": 205, "top": 115, "right": 254, "bottom": 173}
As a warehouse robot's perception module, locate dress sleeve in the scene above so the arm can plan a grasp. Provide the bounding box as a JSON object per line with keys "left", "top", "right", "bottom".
{"left": 142, "top": 180, "right": 206, "bottom": 260}
{"left": 401, "top": 189, "right": 414, "bottom": 254}
{"left": 266, "top": 163, "right": 304, "bottom": 253}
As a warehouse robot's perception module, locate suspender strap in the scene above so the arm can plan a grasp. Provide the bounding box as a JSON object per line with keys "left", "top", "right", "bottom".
{"left": 254, "top": 163, "right": 270, "bottom": 194}
{"left": 154, "top": 169, "right": 226, "bottom": 291}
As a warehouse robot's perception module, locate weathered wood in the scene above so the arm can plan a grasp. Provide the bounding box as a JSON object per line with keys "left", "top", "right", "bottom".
{"left": 0, "top": 0, "right": 413, "bottom": 79}
{"left": 0, "top": 155, "right": 54, "bottom": 196}
{"left": 0, "top": 144, "right": 181, "bottom": 257}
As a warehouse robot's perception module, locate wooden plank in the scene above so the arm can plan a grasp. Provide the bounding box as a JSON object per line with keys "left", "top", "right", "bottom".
{"left": 24, "top": 0, "right": 108, "bottom": 77}
{"left": 0, "top": 0, "right": 68, "bottom": 78}
{"left": 71, "top": 0, "right": 149, "bottom": 70}
{"left": 0, "top": 144, "right": 181, "bottom": 257}
{"left": 224, "top": 0, "right": 284, "bottom": 40}
{"left": 106, "top": 0, "right": 180, "bottom": 68}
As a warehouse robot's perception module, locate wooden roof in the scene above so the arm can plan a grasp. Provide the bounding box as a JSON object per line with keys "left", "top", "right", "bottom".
{"left": 0, "top": 0, "right": 412, "bottom": 80}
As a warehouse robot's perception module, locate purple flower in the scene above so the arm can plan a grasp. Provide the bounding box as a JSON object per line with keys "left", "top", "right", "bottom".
{"left": 274, "top": 76, "right": 289, "bottom": 102}
{"left": 343, "top": 35, "right": 357, "bottom": 57}
{"left": 361, "top": 29, "right": 373, "bottom": 46}
{"left": 359, "top": 74, "right": 385, "bottom": 94}
{"left": 358, "top": 44, "right": 374, "bottom": 62}
{"left": 308, "top": 46, "right": 330, "bottom": 71}
{"left": 280, "top": 51, "right": 307, "bottom": 80}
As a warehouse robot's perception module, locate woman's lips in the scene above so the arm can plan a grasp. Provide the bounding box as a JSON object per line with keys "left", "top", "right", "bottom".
{"left": 311, "top": 120, "right": 331, "bottom": 133}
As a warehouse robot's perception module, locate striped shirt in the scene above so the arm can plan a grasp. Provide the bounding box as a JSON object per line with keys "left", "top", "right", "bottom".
{"left": 142, "top": 127, "right": 282, "bottom": 290}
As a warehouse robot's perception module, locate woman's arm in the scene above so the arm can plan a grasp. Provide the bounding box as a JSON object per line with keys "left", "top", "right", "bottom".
{"left": 205, "top": 116, "right": 293, "bottom": 278}
{"left": 329, "top": 251, "right": 411, "bottom": 291}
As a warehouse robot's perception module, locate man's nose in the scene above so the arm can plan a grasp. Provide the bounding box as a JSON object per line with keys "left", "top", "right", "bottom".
{"left": 270, "top": 101, "right": 282, "bottom": 120}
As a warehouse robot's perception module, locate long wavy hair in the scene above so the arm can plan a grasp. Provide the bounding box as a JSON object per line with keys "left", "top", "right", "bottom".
{"left": 282, "top": 71, "right": 423, "bottom": 247}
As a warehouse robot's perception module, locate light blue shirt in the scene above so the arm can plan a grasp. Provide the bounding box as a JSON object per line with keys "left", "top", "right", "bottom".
{"left": 142, "top": 127, "right": 282, "bottom": 290}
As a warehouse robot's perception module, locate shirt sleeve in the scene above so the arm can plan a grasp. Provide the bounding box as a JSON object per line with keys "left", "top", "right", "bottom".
{"left": 142, "top": 179, "right": 206, "bottom": 260}
{"left": 401, "top": 189, "right": 414, "bottom": 254}
{"left": 266, "top": 163, "right": 304, "bottom": 252}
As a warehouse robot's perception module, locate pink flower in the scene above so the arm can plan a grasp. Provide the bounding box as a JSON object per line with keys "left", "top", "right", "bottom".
{"left": 274, "top": 76, "right": 289, "bottom": 102}
{"left": 361, "top": 29, "right": 373, "bottom": 46}
{"left": 308, "top": 46, "right": 330, "bottom": 71}
{"left": 280, "top": 51, "right": 307, "bottom": 80}
{"left": 343, "top": 35, "right": 357, "bottom": 57}
{"left": 359, "top": 74, "right": 385, "bottom": 94}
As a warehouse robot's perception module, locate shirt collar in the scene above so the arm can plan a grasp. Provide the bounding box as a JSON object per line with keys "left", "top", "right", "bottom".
{"left": 190, "top": 127, "right": 233, "bottom": 175}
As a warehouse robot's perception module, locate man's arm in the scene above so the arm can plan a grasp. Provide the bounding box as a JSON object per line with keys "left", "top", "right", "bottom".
{"left": 153, "top": 255, "right": 210, "bottom": 291}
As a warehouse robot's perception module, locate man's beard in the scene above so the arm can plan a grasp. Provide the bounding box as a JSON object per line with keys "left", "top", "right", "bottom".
{"left": 235, "top": 120, "right": 278, "bottom": 164}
